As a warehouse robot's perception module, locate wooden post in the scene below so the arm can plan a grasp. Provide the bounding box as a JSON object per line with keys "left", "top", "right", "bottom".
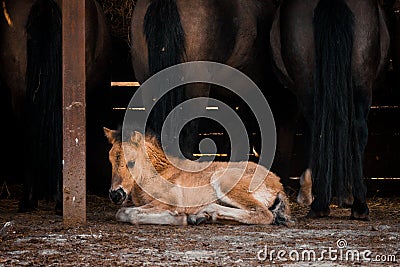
{"left": 62, "top": 0, "right": 86, "bottom": 226}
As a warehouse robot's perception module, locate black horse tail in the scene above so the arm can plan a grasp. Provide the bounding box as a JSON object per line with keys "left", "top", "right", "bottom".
{"left": 312, "top": 0, "right": 363, "bottom": 209}
{"left": 24, "top": 0, "right": 62, "bottom": 212}
{"left": 143, "top": 0, "right": 186, "bottom": 137}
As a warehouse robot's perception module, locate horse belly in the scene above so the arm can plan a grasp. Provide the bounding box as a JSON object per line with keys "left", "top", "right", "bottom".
{"left": 178, "top": 172, "right": 216, "bottom": 210}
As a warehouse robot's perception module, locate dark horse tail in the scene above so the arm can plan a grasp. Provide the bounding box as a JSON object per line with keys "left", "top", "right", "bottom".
{"left": 312, "top": 0, "right": 365, "bottom": 209}
{"left": 22, "top": 0, "right": 62, "bottom": 212}
{"left": 143, "top": 0, "right": 186, "bottom": 139}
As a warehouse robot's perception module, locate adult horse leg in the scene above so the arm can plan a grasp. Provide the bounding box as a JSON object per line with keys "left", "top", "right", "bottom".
{"left": 269, "top": 89, "right": 299, "bottom": 191}
{"left": 180, "top": 83, "right": 211, "bottom": 160}
{"left": 296, "top": 95, "right": 325, "bottom": 214}
{"left": 270, "top": 3, "right": 312, "bottom": 194}
{"left": 85, "top": 0, "right": 112, "bottom": 195}
{"left": 348, "top": 0, "right": 389, "bottom": 220}
{"left": 0, "top": 80, "right": 16, "bottom": 197}
{"left": 349, "top": 85, "right": 370, "bottom": 219}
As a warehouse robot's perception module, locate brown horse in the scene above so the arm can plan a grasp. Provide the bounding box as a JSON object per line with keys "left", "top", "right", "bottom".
{"left": 103, "top": 127, "right": 292, "bottom": 226}
{"left": 270, "top": 0, "right": 390, "bottom": 219}
{"left": 129, "top": 0, "right": 284, "bottom": 163}
{"left": 0, "top": 0, "right": 112, "bottom": 212}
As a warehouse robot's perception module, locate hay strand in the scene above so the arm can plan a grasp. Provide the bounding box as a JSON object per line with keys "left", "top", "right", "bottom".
{"left": 98, "top": 0, "right": 137, "bottom": 44}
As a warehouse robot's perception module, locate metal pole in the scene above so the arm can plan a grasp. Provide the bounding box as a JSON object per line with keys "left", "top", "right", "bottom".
{"left": 62, "top": 0, "right": 86, "bottom": 226}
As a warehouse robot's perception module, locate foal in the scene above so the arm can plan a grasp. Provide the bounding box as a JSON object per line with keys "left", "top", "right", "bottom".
{"left": 104, "top": 127, "right": 292, "bottom": 226}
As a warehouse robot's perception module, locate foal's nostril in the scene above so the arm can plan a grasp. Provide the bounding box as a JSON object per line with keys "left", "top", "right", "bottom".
{"left": 109, "top": 188, "right": 127, "bottom": 204}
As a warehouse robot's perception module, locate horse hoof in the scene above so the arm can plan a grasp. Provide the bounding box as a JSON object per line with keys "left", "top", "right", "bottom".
{"left": 343, "top": 195, "right": 354, "bottom": 207}
{"left": 350, "top": 212, "right": 370, "bottom": 221}
{"left": 187, "top": 215, "right": 197, "bottom": 225}
{"left": 351, "top": 202, "right": 369, "bottom": 221}
{"left": 306, "top": 208, "right": 330, "bottom": 219}
{"left": 195, "top": 217, "right": 208, "bottom": 225}
{"left": 297, "top": 194, "right": 313, "bottom": 206}
{"left": 187, "top": 215, "right": 209, "bottom": 225}
{"left": 55, "top": 206, "right": 63, "bottom": 216}
{"left": 18, "top": 199, "right": 37, "bottom": 213}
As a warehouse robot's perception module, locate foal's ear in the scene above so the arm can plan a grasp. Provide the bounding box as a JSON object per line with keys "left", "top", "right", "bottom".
{"left": 103, "top": 127, "right": 116, "bottom": 144}
{"left": 130, "top": 131, "right": 143, "bottom": 144}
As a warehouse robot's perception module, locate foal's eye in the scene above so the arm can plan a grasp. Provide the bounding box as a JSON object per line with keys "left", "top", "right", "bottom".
{"left": 126, "top": 161, "right": 135, "bottom": 169}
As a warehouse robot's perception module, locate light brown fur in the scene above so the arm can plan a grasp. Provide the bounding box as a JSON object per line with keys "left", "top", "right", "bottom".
{"left": 104, "top": 127, "right": 292, "bottom": 226}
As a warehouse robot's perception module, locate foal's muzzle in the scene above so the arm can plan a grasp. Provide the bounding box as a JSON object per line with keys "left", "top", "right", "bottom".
{"left": 109, "top": 187, "right": 127, "bottom": 205}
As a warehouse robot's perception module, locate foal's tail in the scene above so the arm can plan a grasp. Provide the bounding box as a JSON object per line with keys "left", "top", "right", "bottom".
{"left": 25, "top": 0, "right": 62, "bottom": 209}
{"left": 143, "top": 0, "right": 186, "bottom": 136}
{"left": 311, "top": 0, "right": 365, "bottom": 209}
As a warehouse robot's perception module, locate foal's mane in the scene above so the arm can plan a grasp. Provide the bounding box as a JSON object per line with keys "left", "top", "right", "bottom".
{"left": 144, "top": 134, "right": 170, "bottom": 173}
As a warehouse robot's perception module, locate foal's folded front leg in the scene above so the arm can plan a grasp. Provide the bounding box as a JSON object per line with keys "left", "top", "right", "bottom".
{"left": 116, "top": 204, "right": 187, "bottom": 225}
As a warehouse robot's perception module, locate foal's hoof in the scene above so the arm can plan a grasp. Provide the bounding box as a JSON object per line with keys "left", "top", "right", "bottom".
{"left": 187, "top": 215, "right": 197, "bottom": 225}
{"left": 306, "top": 208, "right": 330, "bottom": 219}
{"left": 187, "top": 215, "right": 208, "bottom": 225}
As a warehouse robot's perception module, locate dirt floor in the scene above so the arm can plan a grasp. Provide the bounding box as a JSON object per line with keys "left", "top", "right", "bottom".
{"left": 0, "top": 188, "right": 399, "bottom": 267}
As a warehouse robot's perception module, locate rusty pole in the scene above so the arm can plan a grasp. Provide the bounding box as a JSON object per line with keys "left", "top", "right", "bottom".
{"left": 62, "top": 0, "right": 86, "bottom": 226}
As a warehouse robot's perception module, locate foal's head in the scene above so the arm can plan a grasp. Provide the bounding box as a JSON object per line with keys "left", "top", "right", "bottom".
{"left": 103, "top": 127, "right": 144, "bottom": 205}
